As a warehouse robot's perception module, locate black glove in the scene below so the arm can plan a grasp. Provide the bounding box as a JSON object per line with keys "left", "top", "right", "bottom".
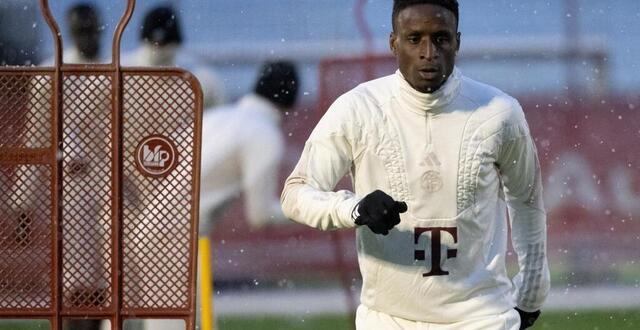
{"left": 353, "top": 190, "right": 407, "bottom": 235}
{"left": 515, "top": 307, "right": 541, "bottom": 329}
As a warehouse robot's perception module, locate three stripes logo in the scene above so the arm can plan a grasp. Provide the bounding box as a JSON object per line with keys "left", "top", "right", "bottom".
{"left": 421, "top": 151, "right": 443, "bottom": 192}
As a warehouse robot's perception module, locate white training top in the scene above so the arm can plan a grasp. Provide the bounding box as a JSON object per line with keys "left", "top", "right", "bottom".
{"left": 40, "top": 47, "right": 102, "bottom": 66}
{"left": 199, "top": 94, "right": 287, "bottom": 234}
{"left": 281, "top": 68, "right": 549, "bottom": 323}
{"left": 121, "top": 44, "right": 226, "bottom": 109}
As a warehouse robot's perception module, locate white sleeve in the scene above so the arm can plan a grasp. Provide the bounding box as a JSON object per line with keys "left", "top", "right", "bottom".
{"left": 280, "top": 96, "right": 361, "bottom": 231}
{"left": 240, "top": 124, "right": 287, "bottom": 229}
{"left": 498, "top": 104, "right": 550, "bottom": 312}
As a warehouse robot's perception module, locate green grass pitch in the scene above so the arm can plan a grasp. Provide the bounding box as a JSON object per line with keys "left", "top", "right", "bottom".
{"left": 1, "top": 310, "right": 638, "bottom": 329}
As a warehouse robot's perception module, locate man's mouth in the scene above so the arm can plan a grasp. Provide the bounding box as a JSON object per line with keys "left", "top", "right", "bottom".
{"left": 418, "top": 67, "right": 440, "bottom": 80}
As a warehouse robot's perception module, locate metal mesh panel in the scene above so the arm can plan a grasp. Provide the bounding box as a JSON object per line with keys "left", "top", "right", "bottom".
{"left": 0, "top": 73, "right": 54, "bottom": 310}
{"left": 121, "top": 74, "right": 196, "bottom": 310}
{"left": 2, "top": 3, "right": 200, "bottom": 328}
{"left": 1, "top": 69, "right": 199, "bottom": 330}
{"left": 61, "top": 74, "right": 113, "bottom": 309}
{"left": 0, "top": 166, "right": 53, "bottom": 309}
{"left": 0, "top": 74, "right": 52, "bottom": 148}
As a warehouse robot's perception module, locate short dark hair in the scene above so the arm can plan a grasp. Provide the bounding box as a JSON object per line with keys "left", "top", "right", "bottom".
{"left": 392, "top": 0, "right": 459, "bottom": 31}
{"left": 254, "top": 61, "right": 299, "bottom": 109}
{"left": 141, "top": 6, "right": 183, "bottom": 46}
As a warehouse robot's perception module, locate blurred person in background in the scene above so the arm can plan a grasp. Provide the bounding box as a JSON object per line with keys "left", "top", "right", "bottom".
{"left": 124, "top": 7, "right": 224, "bottom": 330}
{"left": 38, "top": 4, "right": 107, "bottom": 330}
{"left": 199, "top": 60, "right": 299, "bottom": 235}
{"left": 198, "top": 60, "right": 299, "bottom": 326}
{"left": 42, "top": 2, "right": 103, "bottom": 65}
{"left": 124, "top": 5, "right": 182, "bottom": 67}
{"left": 143, "top": 60, "right": 299, "bottom": 330}
{"left": 124, "top": 5, "right": 226, "bottom": 108}
{"left": 281, "top": 0, "right": 549, "bottom": 329}
{"left": 192, "top": 65, "right": 227, "bottom": 108}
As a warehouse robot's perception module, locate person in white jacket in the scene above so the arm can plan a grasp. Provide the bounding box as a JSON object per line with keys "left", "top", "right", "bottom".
{"left": 145, "top": 60, "right": 298, "bottom": 330}
{"left": 281, "top": 1, "right": 549, "bottom": 329}
{"left": 37, "top": 4, "right": 108, "bottom": 330}
{"left": 200, "top": 60, "right": 299, "bottom": 234}
{"left": 122, "top": 5, "right": 226, "bottom": 109}
{"left": 41, "top": 3, "right": 103, "bottom": 65}
{"left": 124, "top": 6, "right": 182, "bottom": 67}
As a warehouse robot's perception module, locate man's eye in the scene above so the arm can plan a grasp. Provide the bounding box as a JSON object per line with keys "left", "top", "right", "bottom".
{"left": 408, "top": 36, "right": 420, "bottom": 44}
{"left": 435, "top": 35, "right": 450, "bottom": 44}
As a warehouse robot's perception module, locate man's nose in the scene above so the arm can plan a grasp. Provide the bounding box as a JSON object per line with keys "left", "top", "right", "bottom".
{"left": 419, "top": 40, "right": 438, "bottom": 61}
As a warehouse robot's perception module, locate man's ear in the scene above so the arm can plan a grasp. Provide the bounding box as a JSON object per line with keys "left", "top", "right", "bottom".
{"left": 455, "top": 32, "right": 461, "bottom": 53}
{"left": 389, "top": 32, "right": 398, "bottom": 56}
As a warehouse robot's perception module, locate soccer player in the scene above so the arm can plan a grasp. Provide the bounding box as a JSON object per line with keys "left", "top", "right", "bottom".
{"left": 123, "top": 5, "right": 226, "bottom": 109}
{"left": 41, "top": 3, "right": 103, "bottom": 65}
{"left": 199, "top": 60, "right": 299, "bottom": 234}
{"left": 145, "top": 60, "right": 299, "bottom": 330}
{"left": 281, "top": 1, "right": 549, "bottom": 329}
{"left": 124, "top": 5, "right": 182, "bottom": 67}
{"left": 37, "top": 6, "right": 108, "bottom": 330}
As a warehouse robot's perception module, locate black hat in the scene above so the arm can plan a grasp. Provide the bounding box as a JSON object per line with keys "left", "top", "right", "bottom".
{"left": 254, "top": 61, "right": 299, "bottom": 109}
{"left": 141, "top": 6, "right": 183, "bottom": 46}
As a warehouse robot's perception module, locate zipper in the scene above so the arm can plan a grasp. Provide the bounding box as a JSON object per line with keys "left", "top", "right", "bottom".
{"left": 424, "top": 113, "right": 440, "bottom": 167}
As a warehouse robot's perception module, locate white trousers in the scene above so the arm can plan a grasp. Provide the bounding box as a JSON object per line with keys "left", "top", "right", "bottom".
{"left": 356, "top": 305, "right": 521, "bottom": 330}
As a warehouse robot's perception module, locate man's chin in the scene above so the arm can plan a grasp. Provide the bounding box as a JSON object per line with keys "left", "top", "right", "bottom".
{"left": 415, "top": 83, "right": 443, "bottom": 94}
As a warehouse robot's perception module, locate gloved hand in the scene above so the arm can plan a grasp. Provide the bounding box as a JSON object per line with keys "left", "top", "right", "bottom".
{"left": 353, "top": 190, "right": 407, "bottom": 235}
{"left": 515, "top": 307, "right": 541, "bottom": 329}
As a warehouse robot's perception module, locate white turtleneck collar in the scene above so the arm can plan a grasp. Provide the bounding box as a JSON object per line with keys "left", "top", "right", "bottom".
{"left": 394, "top": 67, "right": 462, "bottom": 114}
{"left": 135, "top": 43, "right": 179, "bottom": 66}
{"left": 66, "top": 47, "right": 100, "bottom": 64}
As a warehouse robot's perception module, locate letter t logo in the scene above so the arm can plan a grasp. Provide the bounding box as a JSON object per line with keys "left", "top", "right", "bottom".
{"left": 414, "top": 227, "right": 458, "bottom": 277}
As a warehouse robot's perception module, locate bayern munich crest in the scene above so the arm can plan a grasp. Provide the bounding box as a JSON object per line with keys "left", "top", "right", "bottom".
{"left": 422, "top": 170, "right": 443, "bottom": 193}
{"left": 134, "top": 135, "right": 179, "bottom": 178}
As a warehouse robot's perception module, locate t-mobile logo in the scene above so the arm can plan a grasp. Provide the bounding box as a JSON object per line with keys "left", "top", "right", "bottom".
{"left": 414, "top": 227, "right": 458, "bottom": 277}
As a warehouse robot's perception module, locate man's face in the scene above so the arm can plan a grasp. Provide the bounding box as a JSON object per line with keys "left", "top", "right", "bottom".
{"left": 72, "top": 27, "right": 101, "bottom": 60}
{"left": 69, "top": 10, "right": 102, "bottom": 61}
{"left": 390, "top": 4, "right": 460, "bottom": 93}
